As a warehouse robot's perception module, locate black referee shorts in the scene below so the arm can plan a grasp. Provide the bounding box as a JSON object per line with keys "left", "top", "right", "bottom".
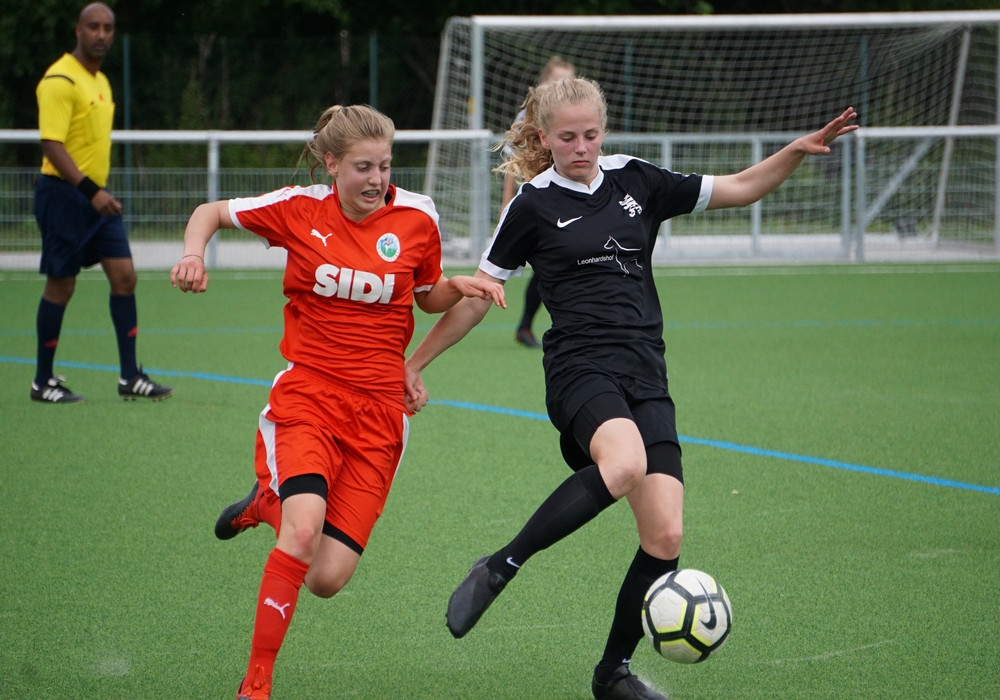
{"left": 35, "top": 175, "right": 130, "bottom": 277}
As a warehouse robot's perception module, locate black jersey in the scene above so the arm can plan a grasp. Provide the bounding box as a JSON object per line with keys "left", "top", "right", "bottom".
{"left": 481, "top": 154, "right": 713, "bottom": 427}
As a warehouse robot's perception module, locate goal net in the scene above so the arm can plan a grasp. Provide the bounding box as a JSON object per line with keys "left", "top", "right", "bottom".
{"left": 429, "top": 12, "right": 1000, "bottom": 260}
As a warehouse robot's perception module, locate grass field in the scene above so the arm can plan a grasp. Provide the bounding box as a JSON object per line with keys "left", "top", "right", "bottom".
{"left": 1, "top": 262, "right": 998, "bottom": 699}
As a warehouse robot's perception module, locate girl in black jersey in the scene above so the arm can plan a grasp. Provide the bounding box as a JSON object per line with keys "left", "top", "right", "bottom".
{"left": 406, "top": 77, "right": 857, "bottom": 700}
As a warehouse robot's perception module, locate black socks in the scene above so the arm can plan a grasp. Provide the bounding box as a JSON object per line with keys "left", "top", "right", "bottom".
{"left": 489, "top": 464, "right": 615, "bottom": 580}
{"left": 35, "top": 298, "right": 66, "bottom": 384}
{"left": 596, "top": 547, "right": 679, "bottom": 677}
{"left": 109, "top": 294, "right": 138, "bottom": 378}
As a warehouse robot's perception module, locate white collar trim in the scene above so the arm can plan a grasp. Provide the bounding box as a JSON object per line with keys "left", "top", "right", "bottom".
{"left": 549, "top": 166, "right": 605, "bottom": 194}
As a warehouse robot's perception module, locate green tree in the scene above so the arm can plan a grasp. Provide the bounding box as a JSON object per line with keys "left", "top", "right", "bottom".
{"left": 4, "top": 0, "right": 998, "bottom": 168}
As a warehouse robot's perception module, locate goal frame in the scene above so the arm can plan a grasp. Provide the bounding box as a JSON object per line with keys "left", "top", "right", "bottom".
{"left": 430, "top": 11, "right": 1000, "bottom": 261}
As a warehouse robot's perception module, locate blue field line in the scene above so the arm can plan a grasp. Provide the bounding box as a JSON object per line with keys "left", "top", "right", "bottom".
{"left": 662, "top": 317, "right": 1000, "bottom": 331}
{"left": 429, "top": 398, "right": 1000, "bottom": 497}
{"left": 4, "top": 356, "right": 997, "bottom": 496}
{"left": 0, "top": 356, "right": 274, "bottom": 387}
{"left": 0, "top": 326, "right": 284, "bottom": 337}
{"left": 1, "top": 316, "right": 997, "bottom": 339}
{"left": 677, "top": 436, "right": 1000, "bottom": 496}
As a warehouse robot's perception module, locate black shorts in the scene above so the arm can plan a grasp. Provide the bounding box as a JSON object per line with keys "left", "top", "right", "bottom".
{"left": 557, "top": 383, "right": 682, "bottom": 481}
{"left": 35, "top": 175, "right": 130, "bottom": 277}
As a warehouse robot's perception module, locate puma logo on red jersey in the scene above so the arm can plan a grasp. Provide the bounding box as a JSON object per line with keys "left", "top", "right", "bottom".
{"left": 311, "top": 229, "right": 333, "bottom": 246}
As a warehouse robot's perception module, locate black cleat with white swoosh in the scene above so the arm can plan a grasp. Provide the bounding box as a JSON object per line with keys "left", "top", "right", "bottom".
{"left": 445, "top": 555, "right": 510, "bottom": 638}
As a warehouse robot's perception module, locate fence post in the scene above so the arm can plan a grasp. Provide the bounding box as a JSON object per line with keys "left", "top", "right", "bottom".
{"left": 841, "top": 134, "right": 852, "bottom": 258}
{"left": 751, "top": 137, "right": 762, "bottom": 255}
{"left": 206, "top": 133, "right": 220, "bottom": 267}
{"left": 469, "top": 132, "right": 491, "bottom": 261}
{"left": 854, "top": 131, "right": 866, "bottom": 261}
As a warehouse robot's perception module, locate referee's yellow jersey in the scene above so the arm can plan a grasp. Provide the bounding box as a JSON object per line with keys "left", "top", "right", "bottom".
{"left": 36, "top": 53, "right": 115, "bottom": 187}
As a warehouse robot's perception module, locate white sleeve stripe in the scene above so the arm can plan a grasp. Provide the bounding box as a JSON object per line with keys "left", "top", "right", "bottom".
{"left": 694, "top": 175, "right": 714, "bottom": 213}
{"left": 391, "top": 187, "right": 441, "bottom": 226}
{"left": 228, "top": 185, "right": 332, "bottom": 230}
{"left": 227, "top": 199, "right": 248, "bottom": 230}
{"left": 479, "top": 256, "right": 520, "bottom": 280}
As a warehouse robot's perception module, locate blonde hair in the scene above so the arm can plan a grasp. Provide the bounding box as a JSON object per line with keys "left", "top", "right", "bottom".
{"left": 302, "top": 104, "right": 395, "bottom": 182}
{"left": 538, "top": 56, "right": 575, "bottom": 83}
{"left": 495, "top": 77, "right": 607, "bottom": 183}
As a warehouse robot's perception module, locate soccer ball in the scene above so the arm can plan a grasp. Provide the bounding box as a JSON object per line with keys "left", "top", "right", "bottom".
{"left": 642, "top": 569, "right": 732, "bottom": 664}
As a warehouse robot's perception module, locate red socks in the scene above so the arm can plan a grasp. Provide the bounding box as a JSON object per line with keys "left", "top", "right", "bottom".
{"left": 245, "top": 548, "right": 310, "bottom": 681}
{"left": 257, "top": 487, "right": 282, "bottom": 534}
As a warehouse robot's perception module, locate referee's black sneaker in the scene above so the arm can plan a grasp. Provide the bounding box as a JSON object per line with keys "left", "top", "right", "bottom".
{"left": 592, "top": 664, "right": 669, "bottom": 700}
{"left": 445, "top": 555, "right": 509, "bottom": 638}
{"left": 118, "top": 366, "right": 173, "bottom": 400}
{"left": 30, "top": 376, "right": 85, "bottom": 404}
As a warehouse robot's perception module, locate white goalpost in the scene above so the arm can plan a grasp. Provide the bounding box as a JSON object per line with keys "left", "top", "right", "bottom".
{"left": 428, "top": 12, "right": 1000, "bottom": 261}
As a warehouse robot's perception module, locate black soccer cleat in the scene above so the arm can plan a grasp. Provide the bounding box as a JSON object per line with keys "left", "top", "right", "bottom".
{"left": 31, "top": 376, "right": 85, "bottom": 404}
{"left": 215, "top": 482, "right": 261, "bottom": 540}
{"left": 592, "top": 665, "right": 669, "bottom": 700}
{"left": 445, "top": 555, "right": 509, "bottom": 638}
{"left": 118, "top": 366, "right": 173, "bottom": 401}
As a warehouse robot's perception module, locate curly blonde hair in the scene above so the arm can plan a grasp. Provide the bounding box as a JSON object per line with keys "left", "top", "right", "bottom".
{"left": 495, "top": 77, "right": 607, "bottom": 183}
{"left": 302, "top": 104, "right": 395, "bottom": 182}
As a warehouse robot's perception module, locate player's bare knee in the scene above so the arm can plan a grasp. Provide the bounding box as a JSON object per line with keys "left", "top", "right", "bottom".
{"left": 307, "top": 577, "right": 344, "bottom": 599}
{"left": 643, "top": 522, "right": 683, "bottom": 560}
{"left": 306, "top": 569, "right": 353, "bottom": 598}
{"left": 661, "top": 522, "right": 683, "bottom": 555}
{"left": 600, "top": 456, "right": 647, "bottom": 497}
{"left": 623, "top": 461, "right": 647, "bottom": 493}
{"left": 280, "top": 523, "right": 323, "bottom": 562}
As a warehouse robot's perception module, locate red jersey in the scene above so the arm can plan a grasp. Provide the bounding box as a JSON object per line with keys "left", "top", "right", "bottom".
{"left": 230, "top": 184, "right": 443, "bottom": 409}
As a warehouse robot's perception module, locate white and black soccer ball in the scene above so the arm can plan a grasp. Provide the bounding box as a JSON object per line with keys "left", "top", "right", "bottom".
{"left": 642, "top": 569, "right": 732, "bottom": 664}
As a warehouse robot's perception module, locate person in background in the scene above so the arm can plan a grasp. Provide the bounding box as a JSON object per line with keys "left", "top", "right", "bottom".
{"left": 406, "top": 77, "right": 857, "bottom": 700}
{"left": 502, "top": 57, "right": 576, "bottom": 349}
{"left": 172, "top": 104, "right": 504, "bottom": 700}
{"left": 32, "top": 1, "right": 172, "bottom": 403}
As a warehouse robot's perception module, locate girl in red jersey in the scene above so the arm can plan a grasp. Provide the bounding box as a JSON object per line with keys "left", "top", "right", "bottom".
{"left": 171, "top": 104, "right": 505, "bottom": 700}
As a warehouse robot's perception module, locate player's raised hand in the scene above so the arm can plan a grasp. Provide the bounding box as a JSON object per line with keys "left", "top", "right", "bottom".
{"left": 805, "top": 107, "right": 859, "bottom": 154}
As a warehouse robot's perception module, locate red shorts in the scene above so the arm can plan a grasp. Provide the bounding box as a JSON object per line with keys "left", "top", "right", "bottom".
{"left": 254, "top": 364, "right": 408, "bottom": 550}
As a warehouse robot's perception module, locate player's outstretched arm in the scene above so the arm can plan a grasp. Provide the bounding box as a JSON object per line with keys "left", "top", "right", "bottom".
{"left": 406, "top": 270, "right": 502, "bottom": 393}
{"left": 171, "top": 200, "right": 235, "bottom": 293}
{"left": 708, "top": 107, "right": 858, "bottom": 210}
{"left": 415, "top": 273, "right": 506, "bottom": 314}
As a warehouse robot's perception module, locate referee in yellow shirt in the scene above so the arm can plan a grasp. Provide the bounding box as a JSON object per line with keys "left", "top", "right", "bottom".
{"left": 32, "top": 2, "right": 171, "bottom": 403}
